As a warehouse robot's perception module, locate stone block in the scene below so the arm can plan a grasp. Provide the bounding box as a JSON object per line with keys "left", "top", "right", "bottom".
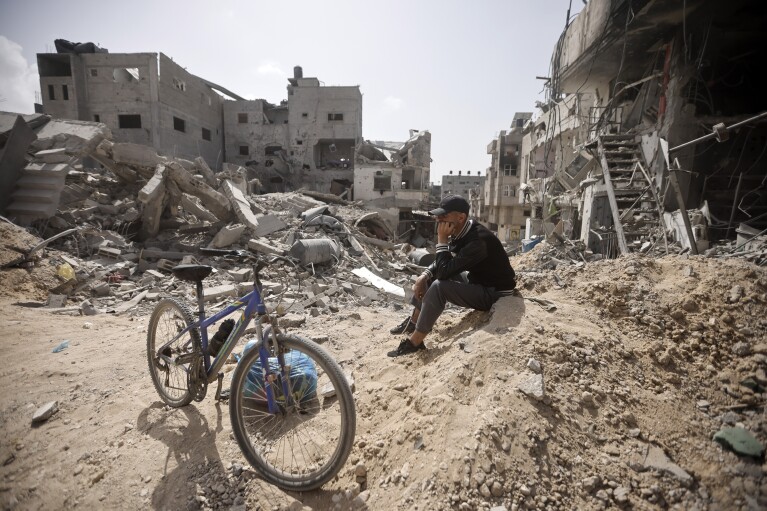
{"left": 228, "top": 268, "right": 252, "bottom": 282}
{"left": 253, "top": 214, "right": 287, "bottom": 237}
{"left": 210, "top": 223, "right": 245, "bottom": 248}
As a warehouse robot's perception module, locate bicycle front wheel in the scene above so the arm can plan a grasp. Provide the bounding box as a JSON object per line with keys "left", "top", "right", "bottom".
{"left": 146, "top": 298, "right": 200, "bottom": 407}
{"left": 229, "top": 333, "right": 356, "bottom": 491}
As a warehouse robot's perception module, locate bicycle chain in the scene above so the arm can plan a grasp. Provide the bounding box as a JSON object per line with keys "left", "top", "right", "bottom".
{"left": 187, "top": 354, "right": 208, "bottom": 402}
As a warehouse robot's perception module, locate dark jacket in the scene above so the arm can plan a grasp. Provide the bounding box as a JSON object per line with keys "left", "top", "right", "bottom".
{"left": 423, "top": 220, "right": 516, "bottom": 293}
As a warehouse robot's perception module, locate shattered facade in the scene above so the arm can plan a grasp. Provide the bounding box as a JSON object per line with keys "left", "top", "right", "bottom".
{"left": 354, "top": 131, "right": 432, "bottom": 237}
{"left": 519, "top": 0, "right": 767, "bottom": 257}
{"left": 224, "top": 67, "right": 362, "bottom": 196}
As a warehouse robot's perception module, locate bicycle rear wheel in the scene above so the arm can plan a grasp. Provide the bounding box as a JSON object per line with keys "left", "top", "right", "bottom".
{"left": 229, "top": 333, "right": 356, "bottom": 491}
{"left": 146, "top": 298, "right": 200, "bottom": 407}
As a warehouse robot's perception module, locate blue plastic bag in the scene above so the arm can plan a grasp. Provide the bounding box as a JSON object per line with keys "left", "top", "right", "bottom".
{"left": 240, "top": 340, "right": 318, "bottom": 405}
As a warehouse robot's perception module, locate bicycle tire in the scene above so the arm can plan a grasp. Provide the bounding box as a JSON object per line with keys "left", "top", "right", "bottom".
{"left": 229, "top": 333, "right": 356, "bottom": 491}
{"left": 146, "top": 298, "right": 201, "bottom": 407}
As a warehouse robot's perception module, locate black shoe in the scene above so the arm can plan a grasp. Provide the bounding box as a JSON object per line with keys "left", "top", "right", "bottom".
{"left": 387, "top": 338, "right": 426, "bottom": 357}
{"left": 390, "top": 316, "right": 416, "bottom": 335}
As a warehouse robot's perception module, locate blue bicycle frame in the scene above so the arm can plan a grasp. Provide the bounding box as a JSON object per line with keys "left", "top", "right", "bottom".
{"left": 162, "top": 279, "right": 293, "bottom": 415}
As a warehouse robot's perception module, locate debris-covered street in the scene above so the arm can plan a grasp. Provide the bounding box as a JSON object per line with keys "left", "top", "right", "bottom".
{"left": 2, "top": 1, "right": 767, "bottom": 510}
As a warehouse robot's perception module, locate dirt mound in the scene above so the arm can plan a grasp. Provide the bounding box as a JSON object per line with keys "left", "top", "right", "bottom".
{"left": 1, "top": 254, "right": 764, "bottom": 511}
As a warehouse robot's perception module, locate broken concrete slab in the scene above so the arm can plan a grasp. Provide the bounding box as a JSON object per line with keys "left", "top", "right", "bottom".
{"left": 194, "top": 156, "right": 218, "bottom": 188}
{"left": 181, "top": 193, "right": 219, "bottom": 223}
{"left": 630, "top": 444, "right": 693, "bottom": 484}
{"left": 166, "top": 161, "right": 232, "bottom": 222}
{"left": 253, "top": 214, "right": 287, "bottom": 237}
{"left": 351, "top": 267, "right": 405, "bottom": 299}
{"left": 228, "top": 268, "right": 252, "bottom": 282}
{"left": 111, "top": 142, "right": 164, "bottom": 169}
{"left": 34, "top": 148, "right": 70, "bottom": 164}
{"left": 33, "top": 118, "right": 110, "bottom": 156}
{"left": 248, "top": 238, "right": 288, "bottom": 256}
{"left": 210, "top": 223, "right": 245, "bottom": 248}
{"left": 221, "top": 179, "right": 260, "bottom": 231}
{"left": 202, "top": 283, "right": 245, "bottom": 302}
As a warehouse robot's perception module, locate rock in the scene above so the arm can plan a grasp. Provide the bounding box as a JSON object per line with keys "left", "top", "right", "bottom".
{"left": 732, "top": 342, "right": 751, "bottom": 356}
{"left": 721, "top": 411, "right": 739, "bottom": 425}
{"left": 635, "top": 444, "right": 693, "bottom": 484}
{"left": 491, "top": 481, "right": 504, "bottom": 497}
{"left": 32, "top": 401, "right": 58, "bottom": 423}
{"left": 713, "top": 427, "right": 765, "bottom": 458}
{"left": 581, "top": 391, "right": 595, "bottom": 405}
{"left": 582, "top": 475, "right": 600, "bottom": 492}
{"left": 526, "top": 358, "right": 542, "bottom": 374}
{"left": 517, "top": 374, "right": 544, "bottom": 400}
{"left": 681, "top": 298, "right": 698, "bottom": 312}
{"left": 614, "top": 486, "right": 630, "bottom": 503}
{"left": 479, "top": 483, "right": 491, "bottom": 498}
{"left": 728, "top": 285, "right": 744, "bottom": 303}
{"left": 354, "top": 462, "right": 367, "bottom": 477}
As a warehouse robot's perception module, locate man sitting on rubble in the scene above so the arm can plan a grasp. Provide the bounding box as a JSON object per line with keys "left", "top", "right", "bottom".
{"left": 388, "top": 195, "right": 517, "bottom": 357}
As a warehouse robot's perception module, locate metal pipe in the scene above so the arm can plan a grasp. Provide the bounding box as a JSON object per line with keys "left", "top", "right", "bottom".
{"left": 669, "top": 111, "right": 767, "bottom": 154}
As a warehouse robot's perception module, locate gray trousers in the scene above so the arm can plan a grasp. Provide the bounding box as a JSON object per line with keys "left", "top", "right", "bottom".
{"left": 412, "top": 279, "right": 499, "bottom": 334}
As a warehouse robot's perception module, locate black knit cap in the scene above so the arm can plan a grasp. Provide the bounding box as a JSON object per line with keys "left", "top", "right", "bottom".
{"left": 429, "top": 194, "right": 470, "bottom": 216}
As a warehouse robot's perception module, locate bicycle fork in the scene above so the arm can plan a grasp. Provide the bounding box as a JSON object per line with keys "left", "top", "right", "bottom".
{"left": 256, "top": 317, "right": 296, "bottom": 415}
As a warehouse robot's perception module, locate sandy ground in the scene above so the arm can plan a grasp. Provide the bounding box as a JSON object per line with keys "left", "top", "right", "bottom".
{"left": 1, "top": 243, "right": 766, "bottom": 510}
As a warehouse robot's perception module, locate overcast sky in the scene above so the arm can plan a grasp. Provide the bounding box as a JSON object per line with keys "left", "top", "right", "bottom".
{"left": 0, "top": 0, "right": 582, "bottom": 183}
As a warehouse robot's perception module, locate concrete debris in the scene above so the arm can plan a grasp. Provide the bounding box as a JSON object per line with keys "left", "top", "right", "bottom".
{"left": 32, "top": 401, "right": 59, "bottom": 424}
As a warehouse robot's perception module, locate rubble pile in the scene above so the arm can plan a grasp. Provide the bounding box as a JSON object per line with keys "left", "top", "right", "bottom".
{"left": 1, "top": 120, "right": 437, "bottom": 316}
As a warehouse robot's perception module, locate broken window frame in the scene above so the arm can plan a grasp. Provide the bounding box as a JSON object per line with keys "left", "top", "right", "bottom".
{"left": 172, "top": 77, "right": 186, "bottom": 91}
{"left": 118, "top": 114, "right": 142, "bottom": 129}
{"left": 373, "top": 171, "right": 392, "bottom": 191}
{"left": 113, "top": 68, "right": 140, "bottom": 83}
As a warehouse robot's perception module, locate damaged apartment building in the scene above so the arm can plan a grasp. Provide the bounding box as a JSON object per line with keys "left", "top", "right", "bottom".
{"left": 478, "top": 112, "right": 533, "bottom": 243}
{"left": 515, "top": 0, "right": 767, "bottom": 257}
{"left": 36, "top": 41, "right": 363, "bottom": 198}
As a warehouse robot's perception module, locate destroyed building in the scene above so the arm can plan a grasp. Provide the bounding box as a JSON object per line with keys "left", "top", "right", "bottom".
{"left": 224, "top": 67, "right": 363, "bottom": 196}
{"left": 354, "top": 130, "right": 432, "bottom": 237}
{"left": 480, "top": 112, "right": 533, "bottom": 243}
{"left": 36, "top": 42, "right": 363, "bottom": 197}
{"left": 37, "top": 44, "right": 231, "bottom": 169}
{"left": 517, "top": 0, "right": 767, "bottom": 257}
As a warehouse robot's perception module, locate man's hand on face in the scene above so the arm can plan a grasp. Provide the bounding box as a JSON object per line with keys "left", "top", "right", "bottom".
{"left": 437, "top": 220, "right": 454, "bottom": 244}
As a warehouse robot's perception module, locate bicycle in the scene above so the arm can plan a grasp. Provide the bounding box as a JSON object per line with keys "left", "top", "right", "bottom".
{"left": 146, "top": 248, "right": 356, "bottom": 491}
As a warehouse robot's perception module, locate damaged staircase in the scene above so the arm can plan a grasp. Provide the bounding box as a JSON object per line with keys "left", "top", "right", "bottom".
{"left": 598, "top": 135, "right": 665, "bottom": 255}
{"left": 6, "top": 163, "right": 70, "bottom": 225}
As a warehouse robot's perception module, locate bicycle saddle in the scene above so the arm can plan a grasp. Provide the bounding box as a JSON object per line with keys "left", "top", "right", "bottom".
{"left": 171, "top": 264, "right": 213, "bottom": 282}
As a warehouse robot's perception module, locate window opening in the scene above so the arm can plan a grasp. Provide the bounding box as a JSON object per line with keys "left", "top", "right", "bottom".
{"left": 48, "top": 84, "right": 55, "bottom": 100}
{"left": 239, "top": 146, "right": 249, "bottom": 156}
{"left": 113, "top": 68, "right": 140, "bottom": 82}
{"left": 238, "top": 113, "right": 248, "bottom": 123}
{"left": 118, "top": 115, "right": 142, "bottom": 129}
{"left": 62, "top": 85, "right": 69, "bottom": 100}
{"left": 202, "top": 128, "right": 211, "bottom": 141}
{"left": 172, "top": 77, "right": 186, "bottom": 91}
{"left": 90, "top": 68, "right": 98, "bottom": 77}
{"left": 327, "top": 113, "right": 344, "bottom": 121}
{"left": 93, "top": 114, "right": 100, "bottom": 122}
{"left": 173, "top": 116, "right": 186, "bottom": 132}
